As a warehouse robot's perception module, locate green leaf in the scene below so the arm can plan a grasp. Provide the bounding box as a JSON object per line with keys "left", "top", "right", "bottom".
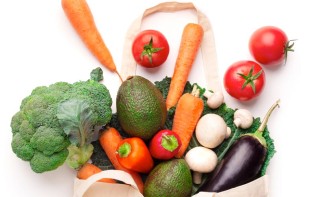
{"left": 57, "top": 99, "right": 94, "bottom": 146}
{"left": 90, "top": 67, "right": 104, "bottom": 82}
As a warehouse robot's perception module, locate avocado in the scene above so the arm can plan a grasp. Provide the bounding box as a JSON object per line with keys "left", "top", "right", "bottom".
{"left": 116, "top": 75, "right": 167, "bottom": 140}
{"left": 144, "top": 159, "right": 192, "bottom": 197}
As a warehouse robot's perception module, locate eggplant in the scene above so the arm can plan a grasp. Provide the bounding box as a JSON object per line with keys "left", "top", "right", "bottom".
{"left": 200, "top": 100, "right": 280, "bottom": 193}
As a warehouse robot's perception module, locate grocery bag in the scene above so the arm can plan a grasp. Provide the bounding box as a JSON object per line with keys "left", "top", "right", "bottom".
{"left": 73, "top": 170, "right": 269, "bottom": 197}
{"left": 73, "top": 1, "right": 270, "bottom": 197}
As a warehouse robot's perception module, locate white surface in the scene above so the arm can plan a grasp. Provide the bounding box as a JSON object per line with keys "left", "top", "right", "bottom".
{"left": 0, "top": 0, "right": 323, "bottom": 196}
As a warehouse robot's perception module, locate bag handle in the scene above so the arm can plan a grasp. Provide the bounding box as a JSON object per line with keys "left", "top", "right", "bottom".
{"left": 73, "top": 170, "right": 143, "bottom": 197}
{"left": 120, "top": 1, "right": 221, "bottom": 93}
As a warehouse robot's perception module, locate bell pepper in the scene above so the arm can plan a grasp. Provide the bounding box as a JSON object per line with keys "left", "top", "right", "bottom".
{"left": 116, "top": 137, "right": 154, "bottom": 173}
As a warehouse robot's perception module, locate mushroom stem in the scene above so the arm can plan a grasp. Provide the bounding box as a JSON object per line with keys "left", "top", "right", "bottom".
{"left": 193, "top": 171, "right": 203, "bottom": 184}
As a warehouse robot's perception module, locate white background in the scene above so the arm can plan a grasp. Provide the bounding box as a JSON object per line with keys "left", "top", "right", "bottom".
{"left": 0, "top": 0, "right": 323, "bottom": 196}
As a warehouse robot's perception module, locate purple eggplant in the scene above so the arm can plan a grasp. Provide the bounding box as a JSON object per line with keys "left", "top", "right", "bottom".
{"left": 200, "top": 100, "right": 280, "bottom": 193}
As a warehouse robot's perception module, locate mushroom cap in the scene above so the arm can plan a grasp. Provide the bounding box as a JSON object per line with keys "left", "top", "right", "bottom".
{"left": 196, "top": 114, "right": 228, "bottom": 148}
{"left": 206, "top": 91, "right": 224, "bottom": 109}
{"left": 185, "top": 146, "right": 218, "bottom": 173}
{"left": 234, "top": 109, "right": 253, "bottom": 129}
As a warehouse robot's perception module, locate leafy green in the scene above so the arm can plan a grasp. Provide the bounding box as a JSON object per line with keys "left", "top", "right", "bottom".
{"left": 57, "top": 99, "right": 96, "bottom": 169}
{"left": 90, "top": 67, "right": 104, "bottom": 82}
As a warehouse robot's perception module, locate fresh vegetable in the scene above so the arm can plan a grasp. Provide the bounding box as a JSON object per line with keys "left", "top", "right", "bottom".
{"left": 144, "top": 159, "right": 192, "bottom": 197}
{"left": 185, "top": 146, "right": 218, "bottom": 185}
{"left": 195, "top": 114, "right": 231, "bottom": 149}
{"left": 172, "top": 85, "right": 204, "bottom": 158}
{"left": 224, "top": 60, "right": 265, "bottom": 101}
{"left": 10, "top": 67, "right": 112, "bottom": 173}
{"left": 99, "top": 127, "right": 144, "bottom": 193}
{"left": 233, "top": 109, "right": 254, "bottom": 129}
{"left": 116, "top": 137, "right": 154, "bottom": 173}
{"left": 249, "top": 26, "right": 295, "bottom": 67}
{"left": 166, "top": 23, "right": 204, "bottom": 110}
{"left": 61, "top": 0, "right": 122, "bottom": 81}
{"left": 77, "top": 163, "right": 116, "bottom": 183}
{"left": 90, "top": 77, "right": 276, "bottom": 195}
{"left": 149, "top": 129, "right": 182, "bottom": 160}
{"left": 200, "top": 100, "right": 280, "bottom": 193}
{"left": 203, "top": 90, "right": 224, "bottom": 109}
{"left": 132, "top": 30, "right": 169, "bottom": 68}
{"left": 116, "top": 76, "right": 167, "bottom": 140}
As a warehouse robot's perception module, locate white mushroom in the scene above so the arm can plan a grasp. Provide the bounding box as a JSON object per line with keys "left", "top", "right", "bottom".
{"left": 233, "top": 109, "right": 254, "bottom": 129}
{"left": 195, "top": 114, "right": 231, "bottom": 148}
{"left": 203, "top": 90, "right": 224, "bottom": 109}
{"left": 185, "top": 146, "right": 218, "bottom": 184}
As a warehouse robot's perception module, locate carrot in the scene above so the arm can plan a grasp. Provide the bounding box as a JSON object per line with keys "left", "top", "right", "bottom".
{"left": 77, "top": 163, "right": 116, "bottom": 183}
{"left": 99, "top": 127, "right": 144, "bottom": 194}
{"left": 166, "top": 23, "right": 204, "bottom": 110}
{"left": 61, "top": 0, "right": 123, "bottom": 81}
{"left": 172, "top": 85, "right": 204, "bottom": 158}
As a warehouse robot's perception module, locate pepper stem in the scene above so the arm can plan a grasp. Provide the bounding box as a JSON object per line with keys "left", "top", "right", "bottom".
{"left": 117, "top": 142, "right": 131, "bottom": 158}
{"left": 162, "top": 134, "right": 179, "bottom": 152}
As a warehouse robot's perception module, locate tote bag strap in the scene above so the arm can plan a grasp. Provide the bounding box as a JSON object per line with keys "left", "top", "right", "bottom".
{"left": 120, "top": 1, "right": 221, "bottom": 93}
{"left": 73, "top": 170, "right": 143, "bottom": 197}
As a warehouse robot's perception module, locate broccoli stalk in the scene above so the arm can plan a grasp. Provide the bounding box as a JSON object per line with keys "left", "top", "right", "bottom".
{"left": 57, "top": 99, "right": 96, "bottom": 170}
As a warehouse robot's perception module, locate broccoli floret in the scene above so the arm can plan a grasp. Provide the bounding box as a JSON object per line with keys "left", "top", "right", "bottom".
{"left": 65, "top": 80, "right": 112, "bottom": 125}
{"left": 30, "top": 150, "right": 69, "bottom": 173}
{"left": 10, "top": 67, "right": 112, "bottom": 173}
{"left": 11, "top": 133, "right": 34, "bottom": 161}
{"left": 30, "top": 126, "right": 70, "bottom": 156}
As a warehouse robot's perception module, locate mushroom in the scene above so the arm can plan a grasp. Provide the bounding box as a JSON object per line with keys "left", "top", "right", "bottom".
{"left": 185, "top": 146, "right": 218, "bottom": 184}
{"left": 203, "top": 90, "right": 224, "bottom": 109}
{"left": 195, "top": 114, "right": 231, "bottom": 148}
{"left": 233, "top": 109, "right": 254, "bottom": 129}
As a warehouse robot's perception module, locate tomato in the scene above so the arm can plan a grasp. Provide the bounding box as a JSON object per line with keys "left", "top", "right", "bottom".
{"left": 249, "top": 26, "right": 295, "bottom": 67}
{"left": 132, "top": 30, "right": 169, "bottom": 68}
{"left": 224, "top": 60, "right": 265, "bottom": 101}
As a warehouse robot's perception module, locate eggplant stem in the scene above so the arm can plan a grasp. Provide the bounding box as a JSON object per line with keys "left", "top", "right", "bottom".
{"left": 257, "top": 99, "right": 280, "bottom": 133}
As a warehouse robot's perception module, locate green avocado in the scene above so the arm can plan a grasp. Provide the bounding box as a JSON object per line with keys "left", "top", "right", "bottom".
{"left": 144, "top": 159, "right": 193, "bottom": 197}
{"left": 116, "top": 75, "right": 167, "bottom": 140}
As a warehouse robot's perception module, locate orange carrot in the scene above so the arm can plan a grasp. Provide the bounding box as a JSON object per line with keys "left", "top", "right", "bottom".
{"left": 77, "top": 163, "right": 116, "bottom": 183}
{"left": 61, "top": 0, "right": 122, "bottom": 81}
{"left": 99, "top": 127, "right": 144, "bottom": 194}
{"left": 172, "top": 85, "right": 204, "bottom": 158}
{"left": 166, "top": 23, "right": 204, "bottom": 110}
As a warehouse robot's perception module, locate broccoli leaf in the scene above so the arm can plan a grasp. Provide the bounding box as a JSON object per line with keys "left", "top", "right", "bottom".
{"left": 57, "top": 99, "right": 94, "bottom": 146}
{"left": 90, "top": 67, "right": 104, "bottom": 82}
{"left": 57, "top": 99, "right": 96, "bottom": 169}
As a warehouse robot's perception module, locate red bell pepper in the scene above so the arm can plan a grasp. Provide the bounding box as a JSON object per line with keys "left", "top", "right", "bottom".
{"left": 149, "top": 129, "right": 182, "bottom": 160}
{"left": 116, "top": 137, "right": 154, "bottom": 173}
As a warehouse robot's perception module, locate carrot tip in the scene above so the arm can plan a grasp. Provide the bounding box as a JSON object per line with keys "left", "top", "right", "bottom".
{"left": 116, "top": 70, "right": 123, "bottom": 83}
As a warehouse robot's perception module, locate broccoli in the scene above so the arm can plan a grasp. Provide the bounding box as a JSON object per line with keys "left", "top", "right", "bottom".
{"left": 10, "top": 67, "right": 112, "bottom": 173}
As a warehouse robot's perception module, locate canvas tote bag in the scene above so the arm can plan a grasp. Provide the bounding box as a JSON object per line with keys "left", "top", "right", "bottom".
{"left": 73, "top": 2, "right": 270, "bottom": 197}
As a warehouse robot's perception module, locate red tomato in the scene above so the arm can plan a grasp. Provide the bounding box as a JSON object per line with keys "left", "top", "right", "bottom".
{"left": 132, "top": 30, "right": 169, "bottom": 68}
{"left": 249, "top": 26, "right": 295, "bottom": 67}
{"left": 224, "top": 60, "right": 265, "bottom": 101}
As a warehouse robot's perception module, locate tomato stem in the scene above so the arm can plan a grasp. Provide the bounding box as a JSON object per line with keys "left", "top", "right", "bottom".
{"left": 237, "top": 66, "right": 263, "bottom": 94}
{"left": 284, "top": 39, "right": 297, "bottom": 65}
{"left": 141, "top": 37, "right": 163, "bottom": 65}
